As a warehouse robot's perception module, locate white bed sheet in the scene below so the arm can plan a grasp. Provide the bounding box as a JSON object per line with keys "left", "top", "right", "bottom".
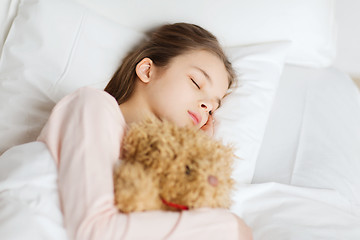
{"left": 254, "top": 65, "right": 360, "bottom": 205}
{"left": 231, "top": 182, "right": 360, "bottom": 240}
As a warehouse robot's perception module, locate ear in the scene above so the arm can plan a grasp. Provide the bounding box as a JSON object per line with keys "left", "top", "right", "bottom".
{"left": 135, "top": 58, "right": 153, "bottom": 83}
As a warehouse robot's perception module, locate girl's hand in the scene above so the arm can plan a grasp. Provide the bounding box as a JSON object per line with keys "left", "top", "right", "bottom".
{"left": 200, "top": 115, "right": 215, "bottom": 137}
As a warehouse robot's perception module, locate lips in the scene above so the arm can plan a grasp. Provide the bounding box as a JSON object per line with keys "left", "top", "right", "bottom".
{"left": 188, "top": 111, "right": 202, "bottom": 125}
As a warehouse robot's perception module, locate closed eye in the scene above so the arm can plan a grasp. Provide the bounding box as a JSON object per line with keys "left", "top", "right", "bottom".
{"left": 191, "top": 78, "right": 200, "bottom": 89}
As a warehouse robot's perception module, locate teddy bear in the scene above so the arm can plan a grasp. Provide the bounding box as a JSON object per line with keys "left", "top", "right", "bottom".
{"left": 113, "top": 117, "right": 235, "bottom": 213}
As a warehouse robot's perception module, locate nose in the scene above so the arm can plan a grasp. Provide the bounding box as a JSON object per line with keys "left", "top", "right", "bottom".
{"left": 200, "top": 101, "right": 213, "bottom": 114}
{"left": 208, "top": 175, "right": 218, "bottom": 187}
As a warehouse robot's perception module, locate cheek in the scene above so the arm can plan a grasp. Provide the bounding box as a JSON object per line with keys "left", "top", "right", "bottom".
{"left": 163, "top": 82, "right": 195, "bottom": 105}
{"left": 150, "top": 78, "right": 197, "bottom": 117}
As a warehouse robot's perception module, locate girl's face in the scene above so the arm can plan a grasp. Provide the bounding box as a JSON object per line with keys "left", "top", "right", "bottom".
{"left": 141, "top": 50, "right": 229, "bottom": 129}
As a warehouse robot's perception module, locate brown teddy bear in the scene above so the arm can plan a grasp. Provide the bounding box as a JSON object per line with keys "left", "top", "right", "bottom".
{"left": 113, "top": 117, "right": 235, "bottom": 213}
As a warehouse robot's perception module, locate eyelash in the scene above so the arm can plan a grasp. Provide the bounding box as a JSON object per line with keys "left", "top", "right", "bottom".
{"left": 191, "top": 78, "right": 200, "bottom": 89}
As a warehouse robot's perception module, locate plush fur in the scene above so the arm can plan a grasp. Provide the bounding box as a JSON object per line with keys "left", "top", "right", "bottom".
{"left": 113, "top": 117, "right": 235, "bottom": 213}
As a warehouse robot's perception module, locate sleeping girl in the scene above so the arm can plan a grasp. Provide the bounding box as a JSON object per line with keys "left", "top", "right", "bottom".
{"left": 37, "top": 22, "right": 253, "bottom": 240}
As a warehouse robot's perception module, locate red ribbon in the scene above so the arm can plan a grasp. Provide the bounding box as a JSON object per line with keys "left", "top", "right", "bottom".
{"left": 161, "top": 197, "right": 189, "bottom": 210}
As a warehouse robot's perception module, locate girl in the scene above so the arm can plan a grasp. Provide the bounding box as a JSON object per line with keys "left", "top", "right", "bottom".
{"left": 37, "top": 23, "right": 252, "bottom": 240}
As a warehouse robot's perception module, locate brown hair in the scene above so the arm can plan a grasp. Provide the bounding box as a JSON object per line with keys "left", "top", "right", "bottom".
{"left": 105, "top": 22, "right": 235, "bottom": 104}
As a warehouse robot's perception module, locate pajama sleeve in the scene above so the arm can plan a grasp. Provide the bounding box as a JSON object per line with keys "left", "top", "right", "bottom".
{"left": 37, "top": 87, "right": 251, "bottom": 240}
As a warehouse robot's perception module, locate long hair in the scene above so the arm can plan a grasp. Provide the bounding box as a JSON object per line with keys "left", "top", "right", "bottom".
{"left": 104, "top": 22, "right": 235, "bottom": 104}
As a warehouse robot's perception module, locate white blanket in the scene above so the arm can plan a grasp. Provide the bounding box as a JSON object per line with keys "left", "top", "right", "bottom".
{"left": 1, "top": 142, "right": 360, "bottom": 239}
{"left": 0, "top": 142, "right": 67, "bottom": 240}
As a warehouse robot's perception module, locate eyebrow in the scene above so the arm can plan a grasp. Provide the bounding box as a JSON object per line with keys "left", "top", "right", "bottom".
{"left": 192, "top": 66, "right": 212, "bottom": 85}
{"left": 191, "top": 66, "right": 222, "bottom": 109}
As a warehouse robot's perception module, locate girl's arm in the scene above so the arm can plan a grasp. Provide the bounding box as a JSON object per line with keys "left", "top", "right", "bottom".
{"left": 38, "top": 87, "right": 251, "bottom": 240}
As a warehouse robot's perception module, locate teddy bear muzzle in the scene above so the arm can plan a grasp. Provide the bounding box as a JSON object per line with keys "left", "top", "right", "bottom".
{"left": 208, "top": 175, "right": 218, "bottom": 187}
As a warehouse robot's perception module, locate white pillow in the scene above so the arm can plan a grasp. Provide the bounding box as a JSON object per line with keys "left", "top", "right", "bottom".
{"left": 75, "top": 0, "right": 336, "bottom": 68}
{"left": 216, "top": 42, "right": 290, "bottom": 184}
{"left": 0, "top": 0, "right": 289, "bottom": 187}
{"left": 0, "top": 0, "right": 144, "bottom": 154}
{"left": 0, "top": 0, "right": 19, "bottom": 55}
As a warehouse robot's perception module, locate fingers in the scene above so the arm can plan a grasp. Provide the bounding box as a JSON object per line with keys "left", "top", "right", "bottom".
{"left": 200, "top": 115, "right": 214, "bottom": 137}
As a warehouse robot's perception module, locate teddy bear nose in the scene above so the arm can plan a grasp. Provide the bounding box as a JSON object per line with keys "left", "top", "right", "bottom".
{"left": 208, "top": 175, "right": 218, "bottom": 187}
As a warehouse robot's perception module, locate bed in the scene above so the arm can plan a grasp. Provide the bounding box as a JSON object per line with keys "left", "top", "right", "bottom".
{"left": 0, "top": 0, "right": 359, "bottom": 239}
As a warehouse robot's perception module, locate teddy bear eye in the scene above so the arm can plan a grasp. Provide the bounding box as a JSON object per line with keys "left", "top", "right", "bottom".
{"left": 185, "top": 165, "right": 191, "bottom": 175}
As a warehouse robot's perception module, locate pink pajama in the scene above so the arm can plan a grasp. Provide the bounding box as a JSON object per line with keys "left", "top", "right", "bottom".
{"left": 37, "top": 87, "right": 250, "bottom": 240}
